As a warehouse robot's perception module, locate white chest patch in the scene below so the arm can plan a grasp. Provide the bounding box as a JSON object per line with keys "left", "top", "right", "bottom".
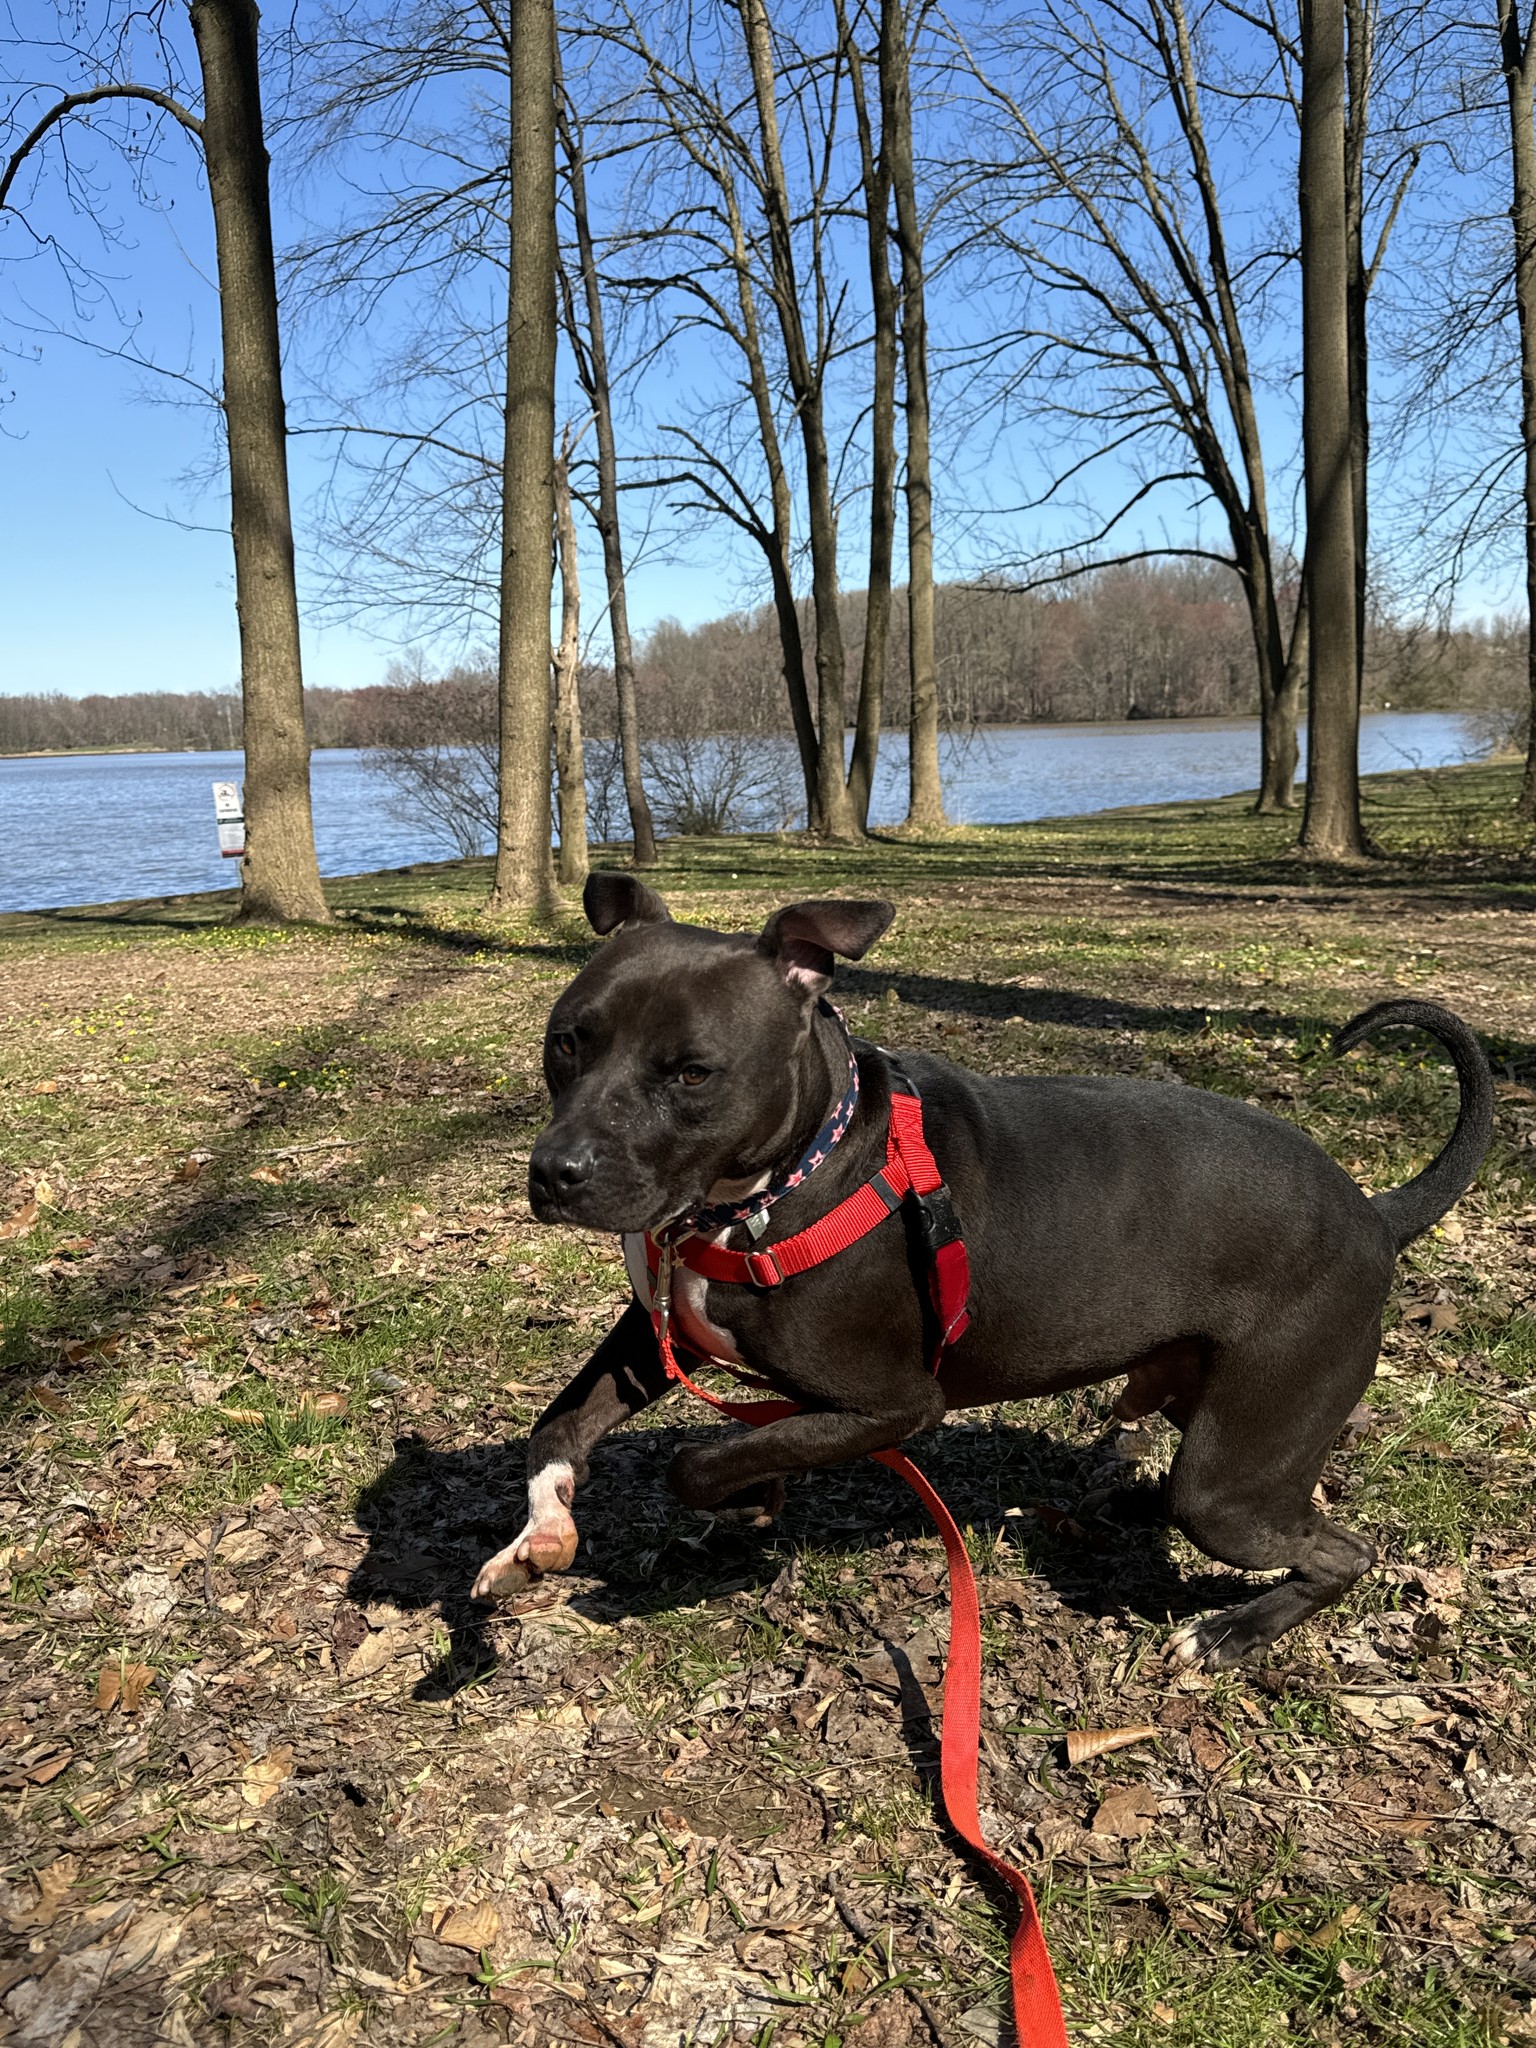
{"left": 623, "top": 1231, "right": 744, "bottom": 1366}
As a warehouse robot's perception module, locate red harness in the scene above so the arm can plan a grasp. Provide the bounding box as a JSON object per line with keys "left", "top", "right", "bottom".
{"left": 642, "top": 1078, "right": 1069, "bottom": 2048}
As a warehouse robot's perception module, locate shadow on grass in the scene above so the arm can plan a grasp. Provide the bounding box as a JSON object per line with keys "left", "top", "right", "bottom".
{"left": 346, "top": 1414, "right": 1233, "bottom": 1707}
{"left": 0, "top": 962, "right": 544, "bottom": 1384}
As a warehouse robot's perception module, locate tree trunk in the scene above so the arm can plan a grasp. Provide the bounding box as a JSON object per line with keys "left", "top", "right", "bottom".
{"left": 739, "top": 0, "right": 859, "bottom": 842}
{"left": 724, "top": 184, "right": 821, "bottom": 822}
{"left": 555, "top": 67, "right": 657, "bottom": 866}
{"left": 880, "top": 0, "right": 944, "bottom": 828}
{"left": 1499, "top": 0, "right": 1536, "bottom": 818}
{"left": 1298, "top": 0, "right": 1367, "bottom": 859}
{"left": 1247, "top": 542, "right": 1301, "bottom": 812}
{"left": 842, "top": 0, "right": 897, "bottom": 832}
{"left": 552, "top": 444, "right": 588, "bottom": 887}
{"left": 189, "top": 0, "right": 330, "bottom": 924}
{"left": 489, "top": 0, "right": 557, "bottom": 912}
{"left": 1345, "top": 0, "right": 1370, "bottom": 706}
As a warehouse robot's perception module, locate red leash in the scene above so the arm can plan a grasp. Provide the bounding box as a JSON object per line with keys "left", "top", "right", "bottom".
{"left": 643, "top": 1078, "right": 1069, "bottom": 2045}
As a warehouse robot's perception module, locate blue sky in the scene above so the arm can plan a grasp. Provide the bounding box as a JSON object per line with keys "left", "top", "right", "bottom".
{"left": 0, "top": 0, "right": 1523, "bottom": 702}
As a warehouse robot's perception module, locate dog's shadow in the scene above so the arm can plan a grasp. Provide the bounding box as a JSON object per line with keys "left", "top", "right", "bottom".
{"left": 346, "top": 1414, "right": 1236, "bottom": 1703}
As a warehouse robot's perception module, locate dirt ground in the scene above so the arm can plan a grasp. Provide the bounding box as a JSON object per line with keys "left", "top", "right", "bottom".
{"left": 2, "top": 765, "right": 1536, "bottom": 2048}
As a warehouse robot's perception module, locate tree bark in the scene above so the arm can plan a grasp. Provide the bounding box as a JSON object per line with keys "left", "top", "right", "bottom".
{"left": 1298, "top": 0, "right": 1367, "bottom": 859}
{"left": 739, "top": 0, "right": 860, "bottom": 842}
{"left": 842, "top": 0, "right": 897, "bottom": 832}
{"left": 1345, "top": 0, "right": 1371, "bottom": 706}
{"left": 1248, "top": 541, "right": 1302, "bottom": 811}
{"left": 551, "top": 443, "right": 588, "bottom": 887}
{"left": 1499, "top": 0, "right": 1536, "bottom": 818}
{"left": 555, "top": 67, "right": 657, "bottom": 867}
{"left": 880, "top": 0, "right": 944, "bottom": 828}
{"left": 723, "top": 185, "right": 821, "bottom": 821}
{"left": 189, "top": 0, "right": 330, "bottom": 923}
{"left": 489, "top": 0, "right": 557, "bottom": 912}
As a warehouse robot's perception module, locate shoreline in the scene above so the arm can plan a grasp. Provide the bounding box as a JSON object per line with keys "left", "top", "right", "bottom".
{"left": 0, "top": 756, "right": 1519, "bottom": 928}
{"left": 0, "top": 704, "right": 1475, "bottom": 763}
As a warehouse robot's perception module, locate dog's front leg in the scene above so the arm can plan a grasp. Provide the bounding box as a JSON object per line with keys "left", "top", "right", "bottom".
{"left": 471, "top": 1299, "right": 670, "bottom": 1601}
{"left": 667, "top": 1381, "right": 946, "bottom": 1512}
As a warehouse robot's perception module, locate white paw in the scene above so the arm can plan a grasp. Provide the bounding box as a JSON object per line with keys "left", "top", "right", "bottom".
{"left": 471, "top": 1462, "right": 578, "bottom": 1602}
{"left": 470, "top": 1512, "right": 578, "bottom": 1601}
{"left": 1168, "top": 1619, "right": 1207, "bottom": 1666}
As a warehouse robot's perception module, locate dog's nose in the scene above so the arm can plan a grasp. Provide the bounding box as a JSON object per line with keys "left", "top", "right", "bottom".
{"left": 528, "top": 1136, "right": 596, "bottom": 1210}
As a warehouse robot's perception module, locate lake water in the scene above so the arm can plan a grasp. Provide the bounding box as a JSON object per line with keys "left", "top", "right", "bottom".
{"left": 0, "top": 711, "right": 1482, "bottom": 915}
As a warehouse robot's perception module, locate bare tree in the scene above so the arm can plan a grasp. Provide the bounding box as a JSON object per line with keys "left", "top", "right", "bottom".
{"left": 555, "top": 43, "right": 658, "bottom": 865}
{"left": 957, "top": 0, "right": 1308, "bottom": 813}
{"left": 2, "top": 0, "right": 332, "bottom": 922}
{"left": 552, "top": 434, "right": 589, "bottom": 883}
{"left": 881, "top": 0, "right": 943, "bottom": 826}
{"left": 1299, "top": 0, "right": 1368, "bottom": 858}
{"left": 489, "top": 0, "right": 559, "bottom": 911}
{"left": 737, "top": 0, "right": 859, "bottom": 841}
{"left": 611, "top": 0, "right": 912, "bottom": 838}
{"left": 1498, "top": 0, "right": 1536, "bottom": 815}
{"left": 838, "top": 0, "right": 896, "bottom": 830}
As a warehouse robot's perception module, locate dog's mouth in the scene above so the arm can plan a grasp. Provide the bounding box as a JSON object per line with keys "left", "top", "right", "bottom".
{"left": 526, "top": 1173, "right": 697, "bottom": 1238}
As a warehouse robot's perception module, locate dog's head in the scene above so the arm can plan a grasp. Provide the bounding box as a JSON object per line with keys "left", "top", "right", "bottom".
{"left": 525, "top": 874, "right": 894, "bottom": 1232}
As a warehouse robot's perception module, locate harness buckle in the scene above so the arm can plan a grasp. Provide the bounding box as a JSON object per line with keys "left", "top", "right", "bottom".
{"left": 913, "top": 1183, "right": 964, "bottom": 1254}
{"left": 745, "top": 1249, "right": 784, "bottom": 1289}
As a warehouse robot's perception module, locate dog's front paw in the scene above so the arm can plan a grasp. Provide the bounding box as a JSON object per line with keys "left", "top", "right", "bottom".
{"left": 470, "top": 1509, "right": 579, "bottom": 1602}
{"left": 1167, "top": 1610, "right": 1264, "bottom": 1672}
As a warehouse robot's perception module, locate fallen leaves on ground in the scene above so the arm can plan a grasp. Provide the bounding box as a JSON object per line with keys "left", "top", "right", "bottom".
{"left": 1065, "top": 1724, "right": 1158, "bottom": 1766}
{"left": 240, "top": 1746, "right": 293, "bottom": 1807}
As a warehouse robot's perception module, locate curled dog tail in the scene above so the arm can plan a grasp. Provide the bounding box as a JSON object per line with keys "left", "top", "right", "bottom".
{"left": 1334, "top": 999, "right": 1495, "bottom": 1251}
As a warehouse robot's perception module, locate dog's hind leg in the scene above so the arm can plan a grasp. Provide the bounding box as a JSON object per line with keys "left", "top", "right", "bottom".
{"left": 471, "top": 1300, "right": 672, "bottom": 1601}
{"left": 1162, "top": 1313, "right": 1381, "bottom": 1671}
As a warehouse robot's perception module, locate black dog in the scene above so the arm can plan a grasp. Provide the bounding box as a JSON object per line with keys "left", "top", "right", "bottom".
{"left": 471, "top": 875, "right": 1492, "bottom": 1669}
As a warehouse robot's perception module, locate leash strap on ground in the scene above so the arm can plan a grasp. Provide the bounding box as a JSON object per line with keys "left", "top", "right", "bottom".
{"left": 648, "top": 1308, "right": 1069, "bottom": 2044}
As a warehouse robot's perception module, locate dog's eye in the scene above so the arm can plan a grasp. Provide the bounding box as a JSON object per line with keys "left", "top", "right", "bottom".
{"left": 552, "top": 1031, "right": 577, "bottom": 1060}
{"left": 679, "top": 1063, "right": 710, "bottom": 1086}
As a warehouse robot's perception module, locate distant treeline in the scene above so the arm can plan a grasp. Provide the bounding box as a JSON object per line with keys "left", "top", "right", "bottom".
{"left": 2, "top": 563, "right": 1524, "bottom": 755}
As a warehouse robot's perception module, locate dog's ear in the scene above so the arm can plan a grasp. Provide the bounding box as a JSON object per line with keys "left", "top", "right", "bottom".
{"left": 584, "top": 872, "right": 672, "bottom": 935}
{"left": 758, "top": 899, "right": 894, "bottom": 1000}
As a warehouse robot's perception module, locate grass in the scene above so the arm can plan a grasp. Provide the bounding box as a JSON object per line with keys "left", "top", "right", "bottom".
{"left": 1, "top": 759, "right": 1534, "bottom": 2046}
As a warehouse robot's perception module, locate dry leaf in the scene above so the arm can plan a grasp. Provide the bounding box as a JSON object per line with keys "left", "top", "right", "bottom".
{"left": 1066, "top": 1725, "right": 1158, "bottom": 1766}
{"left": 96, "top": 1666, "right": 120, "bottom": 1713}
{"left": 437, "top": 1902, "right": 502, "bottom": 1952}
{"left": 219, "top": 1407, "right": 267, "bottom": 1427}
{"left": 173, "top": 1157, "right": 204, "bottom": 1183}
{"left": 1188, "top": 1722, "right": 1231, "bottom": 1773}
{"left": 120, "top": 1663, "right": 156, "bottom": 1713}
{"left": 217, "top": 1527, "right": 269, "bottom": 1567}
{"left": 1403, "top": 1300, "right": 1460, "bottom": 1335}
{"left": 0, "top": 1199, "right": 39, "bottom": 1241}
{"left": 29, "top": 1855, "right": 78, "bottom": 1928}
{"left": 248, "top": 1166, "right": 284, "bottom": 1185}
{"left": 1090, "top": 1785, "right": 1159, "bottom": 1839}
{"left": 342, "top": 1626, "right": 412, "bottom": 1679}
{"left": 1338, "top": 1692, "right": 1436, "bottom": 1732}
{"left": 33, "top": 1176, "right": 55, "bottom": 1206}
{"left": 299, "top": 1390, "right": 348, "bottom": 1418}
{"left": 33, "top": 1079, "right": 59, "bottom": 1095}
{"left": 25, "top": 1750, "right": 73, "bottom": 1786}
{"left": 240, "top": 1746, "right": 293, "bottom": 1807}
{"left": 30, "top": 1385, "right": 68, "bottom": 1415}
